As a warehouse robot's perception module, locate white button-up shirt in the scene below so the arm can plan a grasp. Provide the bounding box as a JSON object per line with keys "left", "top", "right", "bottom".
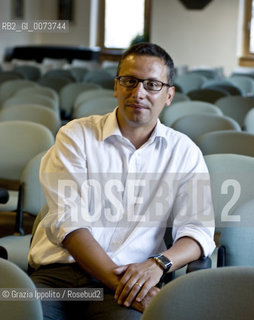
{"left": 29, "top": 108, "right": 215, "bottom": 268}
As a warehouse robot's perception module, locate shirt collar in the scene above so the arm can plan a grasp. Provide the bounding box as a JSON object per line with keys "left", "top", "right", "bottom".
{"left": 102, "top": 108, "right": 122, "bottom": 141}
{"left": 102, "top": 107, "right": 168, "bottom": 147}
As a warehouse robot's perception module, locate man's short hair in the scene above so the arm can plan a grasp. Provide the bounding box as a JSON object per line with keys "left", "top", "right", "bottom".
{"left": 117, "top": 42, "right": 174, "bottom": 86}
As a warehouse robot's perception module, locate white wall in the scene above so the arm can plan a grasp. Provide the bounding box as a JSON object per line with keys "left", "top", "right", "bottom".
{"left": 36, "top": 0, "right": 91, "bottom": 46}
{"left": 0, "top": 0, "right": 93, "bottom": 63}
{"left": 0, "top": 0, "right": 36, "bottom": 63}
{"left": 150, "top": 0, "right": 241, "bottom": 75}
{"left": 0, "top": 0, "right": 242, "bottom": 75}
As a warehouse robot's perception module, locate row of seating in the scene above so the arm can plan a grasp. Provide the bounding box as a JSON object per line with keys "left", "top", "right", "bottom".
{"left": 1, "top": 253, "right": 253, "bottom": 320}
{"left": 174, "top": 71, "right": 254, "bottom": 96}
{"left": 0, "top": 77, "right": 116, "bottom": 121}
{"left": 0, "top": 66, "right": 116, "bottom": 91}
{"left": 3, "top": 81, "right": 253, "bottom": 126}
{"left": 161, "top": 98, "right": 254, "bottom": 129}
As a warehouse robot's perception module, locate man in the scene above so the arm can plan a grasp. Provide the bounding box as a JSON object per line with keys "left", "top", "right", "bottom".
{"left": 29, "top": 43, "right": 215, "bottom": 319}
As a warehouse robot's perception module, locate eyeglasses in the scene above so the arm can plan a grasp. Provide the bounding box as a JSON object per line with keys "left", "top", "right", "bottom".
{"left": 116, "top": 76, "right": 170, "bottom": 92}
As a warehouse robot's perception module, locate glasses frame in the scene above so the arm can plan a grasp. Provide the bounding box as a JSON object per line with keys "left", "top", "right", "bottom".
{"left": 116, "top": 76, "right": 170, "bottom": 92}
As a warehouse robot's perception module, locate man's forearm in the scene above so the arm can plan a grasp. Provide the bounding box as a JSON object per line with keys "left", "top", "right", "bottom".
{"left": 161, "top": 236, "right": 202, "bottom": 271}
{"left": 62, "top": 228, "right": 119, "bottom": 290}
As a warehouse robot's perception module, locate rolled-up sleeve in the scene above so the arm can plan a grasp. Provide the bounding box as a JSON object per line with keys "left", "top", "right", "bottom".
{"left": 171, "top": 148, "right": 216, "bottom": 257}
{"left": 39, "top": 121, "right": 91, "bottom": 246}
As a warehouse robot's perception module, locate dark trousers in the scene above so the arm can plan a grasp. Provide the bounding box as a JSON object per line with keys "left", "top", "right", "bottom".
{"left": 30, "top": 263, "right": 142, "bottom": 320}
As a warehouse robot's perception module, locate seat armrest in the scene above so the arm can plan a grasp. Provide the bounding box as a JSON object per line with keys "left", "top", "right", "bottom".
{"left": 0, "top": 188, "right": 9, "bottom": 204}
{"left": 0, "top": 246, "right": 8, "bottom": 259}
{"left": 186, "top": 256, "right": 212, "bottom": 273}
{"left": 217, "top": 245, "right": 226, "bottom": 267}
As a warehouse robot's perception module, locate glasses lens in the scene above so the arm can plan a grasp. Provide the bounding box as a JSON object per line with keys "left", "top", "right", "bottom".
{"left": 119, "top": 77, "right": 137, "bottom": 88}
{"left": 144, "top": 80, "right": 163, "bottom": 91}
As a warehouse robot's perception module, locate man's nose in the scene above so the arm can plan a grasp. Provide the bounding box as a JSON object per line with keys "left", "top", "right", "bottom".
{"left": 131, "top": 81, "right": 146, "bottom": 99}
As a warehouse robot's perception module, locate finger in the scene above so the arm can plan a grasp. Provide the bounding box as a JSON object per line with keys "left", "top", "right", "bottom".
{"left": 114, "top": 271, "right": 132, "bottom": 300}
{"left": 123, "top": 281, "right": 144, "bottom": 307}
{"left": 116, "top": 277, "right": 141, "bottom": 305}
{"left": 135, "top": 282, "right": 151, "bottom": 302}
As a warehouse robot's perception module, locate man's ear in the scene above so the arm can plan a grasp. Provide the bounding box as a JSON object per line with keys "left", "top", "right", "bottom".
{"left": 113, "top": 78, "right": 118, "bottom": 98}
{"left": 165, "top": 86, "right": 175, "bottom": 106}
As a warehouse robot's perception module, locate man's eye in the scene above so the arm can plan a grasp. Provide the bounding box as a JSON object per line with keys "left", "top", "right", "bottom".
{"left": 147, "top": 81, "right": 159, "bottom": 88}
{"left": 126, "top": 78, "right": 136, "bottom": 84}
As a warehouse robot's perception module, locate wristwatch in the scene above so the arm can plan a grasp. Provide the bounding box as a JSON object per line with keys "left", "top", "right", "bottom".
{"left": 150, "top": 254, "right": 173, "bottom": 273}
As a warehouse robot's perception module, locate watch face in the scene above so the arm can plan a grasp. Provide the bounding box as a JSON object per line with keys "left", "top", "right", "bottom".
{"left": 155, "top": 254, "right": 172, "bottom": 271}
{"left": 159, "top": 255, "right": 171, "bottom": 266}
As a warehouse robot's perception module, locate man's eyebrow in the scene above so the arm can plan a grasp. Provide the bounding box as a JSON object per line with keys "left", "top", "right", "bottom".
{"left": 121, "top": 75, "right": 162, "bottom": 81}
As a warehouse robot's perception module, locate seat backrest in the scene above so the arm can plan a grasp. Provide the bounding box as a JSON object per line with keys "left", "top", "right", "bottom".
{"left": 142, "top": 267, "right": 254, "bottom": 320}
{"left": 69, "top": 67, "right": 89, "bottom": 81}
{"left": 0, "top": 104, "right": 61, "bottom": 136}
{"left": 74, "top": 88, "right": 114, "bottom": 111}
{"left": 171, "top": 92, "right": 190, "bottom": 104}
{"left": 204, "top": 84, "right": 243, "bottom": 96}
{"left": 174, "top": 73, "right": 207, "bottom": 93}
{"left": 1, "top": 94, "right": 58, "bottom": 113}
{"left": 38, "top": 76, "right": 73, "bottom": 93}
{"left": 159, "top": 101, "right": 223, "bottom": 127}
{"left": 188, "top": 68, "right": 221, "bottom": 79}
{"left": 0, "top": 79, "right": 38, "bottom": 105}
{"left": 59, "top": 82, "right": 101, "bottom": 118}
{"left": 15, "top": 65, "right": 41, "bottom": 81}
{"left": 20, "top": 151, "right": 47, "bottom": 216}
{"left": 187, "top": 88, "right": 229, "bottom": 104}
{"left": 43, "top": 69, "right": 76, "bottom": 82}
{"left": 172, "top": 114, "right": 241, "bottom": 141}
{"left": 15, "top": 86, "right": 59, "bottom": 107}
{"left": 204, "top": 154, "right": 254, "bottom": 234}
{"left": 197, "top": 130, "right": 254, "bottom": 157}
{"left": 229, "top": 75, "right": 254, "bottom": 96}
{"left": 244, "top": 108, "right": 254, "bottom": 133}
{"left": 215, "top": 96, "right": 254, "bottom": 127}
{"left": 220, "top": 198, "right": 254, "bottom": 266}
{"left": 0, "top": 121, "right": 54, "bottom": 180}
{"left": 0, "top": 71, "right": 23, "bottom": 85}
{"left": 84, "top": 69, "right": 115, "bottom": 89}
{"left": 0, "top": 258, "right": 43, "bottom": 320}
{"left": 202, "top": 79, "right": 244, "bottom": 95}
{"left": 73, "top": 96, "right": 117, "bottom": 119}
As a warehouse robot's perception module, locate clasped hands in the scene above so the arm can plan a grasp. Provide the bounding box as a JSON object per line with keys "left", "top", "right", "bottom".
{"left": 113, "top": 259, "right": 164, "bottom": 312}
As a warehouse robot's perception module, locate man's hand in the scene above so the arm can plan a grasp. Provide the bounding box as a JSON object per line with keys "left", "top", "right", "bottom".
{"left": 131, "top": 286, "right": 160, "bottom": 312}
{"left": 113, "top": 259, "right": 163, "bottom": 307}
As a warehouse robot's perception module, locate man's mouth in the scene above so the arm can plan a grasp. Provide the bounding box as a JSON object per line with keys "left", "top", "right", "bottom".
{"left": 126, "top": 103, "right": 149, "bottom": 110}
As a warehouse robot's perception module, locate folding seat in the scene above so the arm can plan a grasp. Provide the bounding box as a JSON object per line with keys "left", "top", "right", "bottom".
{"left": 142, "top": 267, "right": 254, "bottom": 320}
{"left": 215, "top": 96, "right": 254, "bottom": 127}
{"left": 73, "top": 88, "right": 114, "bottom": 111}
{"left": 0, "top": 104, "right": 61, "bottom": 136}
{"left": 0, "top": 258, "right": 43, "bottom": 320}
{"left": 171, "top": 113, "right": 241, "bottom": 142}
{"left": 174, "top": 73, "right": 207, "bottom": 93}
{"left": 59, "top": 82, "right": 101, "bottom": 119}
{"left": 197, "top": 130, "right": 254, "bottom": 157}
{"left": 0, "top": 152, "right": 47, "bottom": 271}
{"left": 160, "top": 101, "right": 223, "bottom": 127}
{"left": 72, "top": 96, "right": 117, "bottom": 119}
{"left": 0, "top": 121, "right": 54, "bottom": 234}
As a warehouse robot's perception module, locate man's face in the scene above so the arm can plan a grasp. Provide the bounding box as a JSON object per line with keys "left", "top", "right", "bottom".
{"left": 114, "top": 54, "right": 175, "bottom": 131}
